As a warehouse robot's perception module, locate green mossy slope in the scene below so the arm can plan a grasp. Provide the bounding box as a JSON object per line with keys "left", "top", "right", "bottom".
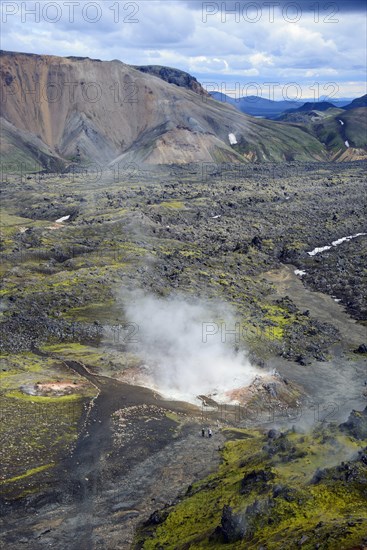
{"left": 135, "top": 413, "right": 367, "bottom": 549}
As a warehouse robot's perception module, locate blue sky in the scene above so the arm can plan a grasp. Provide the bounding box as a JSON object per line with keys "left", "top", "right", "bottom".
{"left": 1, "top": 0, "right": 366, "bottom": 100}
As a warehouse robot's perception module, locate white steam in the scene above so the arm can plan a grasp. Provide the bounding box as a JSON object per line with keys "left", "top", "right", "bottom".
{"left": 124, "top": 293, "right": 259, "bottom": 403}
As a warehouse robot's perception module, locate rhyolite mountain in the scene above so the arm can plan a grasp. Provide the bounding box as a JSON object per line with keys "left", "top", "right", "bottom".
{"left": 0, "top": 50, "right": 364, "bottom": 170}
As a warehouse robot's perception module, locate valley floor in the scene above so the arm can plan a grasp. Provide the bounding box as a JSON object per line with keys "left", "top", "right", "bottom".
{"left": 0, "top": 161, "right": 366, "bottom": 548}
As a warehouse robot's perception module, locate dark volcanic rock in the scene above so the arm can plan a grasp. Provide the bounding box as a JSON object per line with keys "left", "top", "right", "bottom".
{"left": 311, "top": 467, "right": 329, "bottom": 484}
{"left": 0, "top": 313, "right": 102, "bottom": 352}
{"left": 272, "top": 484, "right": 298, "bottom": 501}
{"left": 251, "top": 236, "right": 263, "bottom": 250}
{"left": 215, "top": 505, "right": 246, "bottom": 543}
{"left": 340, "top": 407, "right": 367, "bottom": 440}
{"left": 354, "top": 344, "right": 367, "bottom": 354}
{"left": 240, "top": 469, "right": 275, "bottom": 496}
{"left": 133, "top": 65, "right": 209, "bottom": 96}
{"left": 144, "top": 508, "right": 170, "bottom": 527}
{"left": 267, "top": 429, "right": 280, "bottom": 439}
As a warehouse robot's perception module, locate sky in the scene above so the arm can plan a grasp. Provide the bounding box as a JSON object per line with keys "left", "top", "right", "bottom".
{"left": 1, "top": 0, "right": 366, "bottom": 100}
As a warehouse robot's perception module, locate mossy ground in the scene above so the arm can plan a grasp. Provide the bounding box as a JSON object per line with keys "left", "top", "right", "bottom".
{"left": 0, "top": 162, "right": 366, "bottom": 520}
{"left": 0, "top": 352, "right": 96, "bottom": 500}
{"left": 2, "top": 164, "right": 355, "bottom": 363}
{"left": 135, "top": 425, "right": 367, "bottom": 549}
{"left": 42, "top": 342, "right": 144, "bottom": 375}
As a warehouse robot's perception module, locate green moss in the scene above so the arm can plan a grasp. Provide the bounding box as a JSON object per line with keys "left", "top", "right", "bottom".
{"left": 165, "top": 412, "right": 181, "bottom": 423}
{"left": 0, "top": 369, "right": 18, "bottom": 379}
{"left": 262, "top": 304, "right": 297, "bottom": 340}
{"left": 0, "top": 351, "right": 97, "bottom": 499}
{"left": 0, "top": 211, "right": 37, "bottom": 229}
{"left": 288, "top": 240, "right": 306, "bottom": 251}
{"left": 0, "top": 352, "right": 95, "bottom": 394}
{"left": 0, "top": 353, "right": 47, "bottom": 373}
{"left": 42, "top": 342, "right": 107, "bottom": 366}
{"left": 1, "top": 463, "right": 55, "bottom": 484}
{"left": 60, "top": 301, "right": 116, "bottom": 322}
{"left": 179, "top": 249, "right": 202, "bottom": 258}
{"left": 136, "top": 426, "right": 367, "bottom": 549}
{"left": 159, "top": 200, "right": 185, "bottom": 209}
{"left": 137, "top": 432, "right": 265, "bottom": 548}
{"left": 0, "top": 391, "right": 86, "bottom": 499}
{"left": 222, "top": 427, "right": 256, "bottom": 438}
{"left": 5, "top": 390, "right": 82, "bottom": 402}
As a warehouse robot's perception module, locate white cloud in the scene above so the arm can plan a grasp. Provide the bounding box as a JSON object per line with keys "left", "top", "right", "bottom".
{"left": 243, "top": 68, "right": 259, "bottom": 76}
{"left": 189, "top": 56, "right": 230, "bottom": 73}
{"left": 0, "top": 0, "right": 365, "bottom": 98}
{"left": 305, "top": 68, "right": 338, "bottom": 78}
{"left": 249, "top": 52, "right": 274, "bottom": 67}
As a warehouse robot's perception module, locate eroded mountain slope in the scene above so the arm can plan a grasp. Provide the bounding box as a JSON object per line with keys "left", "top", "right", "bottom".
{"left": 1, "top": 50, "right": 329, "bottom": 168}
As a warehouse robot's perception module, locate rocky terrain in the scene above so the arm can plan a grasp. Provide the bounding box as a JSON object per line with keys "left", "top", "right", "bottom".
{"left": 0, "top": 157, "right": 366, "bottom": 547}
{"left": 132, "top": 65, "right": 209, "bottom": 96}
{"left": 1, "top": 49, "right": 366, "bottom": 549}
{"left": 136, "top": 409, "right": 367, "bottom": 549}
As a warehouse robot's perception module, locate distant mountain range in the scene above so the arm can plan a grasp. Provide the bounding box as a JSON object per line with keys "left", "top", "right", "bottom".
{"left": 210, "top": 92, "right": 364, "bottom": 119}
{"left": 284, "top": 101, "right": 337, "bottom": 113}
{"left": 282, "top": 96, "right": 367, "bottom": 116}
{"left": 210, "top": 92, "right": 300, "bottom": 119}
{"left": 1, "top": 50, "right": 366, "bottom": 170}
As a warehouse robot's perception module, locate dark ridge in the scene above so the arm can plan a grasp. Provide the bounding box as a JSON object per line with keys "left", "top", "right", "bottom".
{"left": 343, "top": 94, "right": 367, "bottom": 110}
{"left": 133, "top": 64, "right": 209, "bottom": 96}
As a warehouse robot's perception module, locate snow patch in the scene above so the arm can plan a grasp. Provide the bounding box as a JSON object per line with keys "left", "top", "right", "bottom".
{"left": 332, "top": 233, "right": 367, "bottom": 246}
{"left": 307, "top": 232, "right": 367, "bottom": 256}
{"left": 307, "top": 245, "right": 332, "bottom": 256}
{"left": 338, "top": 119, "right": 344, "bottom": 126}
{"left": 55, "top": 215, "right": 70, "bottom": 224}
{"left": 228, "top": 133, "right": 237, "bottom": 145}
{"left": 294, "top": 269, "right": 306, "bottom": 277}
{"left": 345, "top": 140, "right": 350, "bottom": 148}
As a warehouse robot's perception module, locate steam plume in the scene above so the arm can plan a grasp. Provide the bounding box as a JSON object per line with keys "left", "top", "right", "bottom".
{"left": 124, "top": 292, "right": 259, "bottom": 402}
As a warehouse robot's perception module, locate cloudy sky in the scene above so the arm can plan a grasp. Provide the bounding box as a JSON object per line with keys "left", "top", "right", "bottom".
{"left": 1, "top": 0, "right": 366, "bottom": 100}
